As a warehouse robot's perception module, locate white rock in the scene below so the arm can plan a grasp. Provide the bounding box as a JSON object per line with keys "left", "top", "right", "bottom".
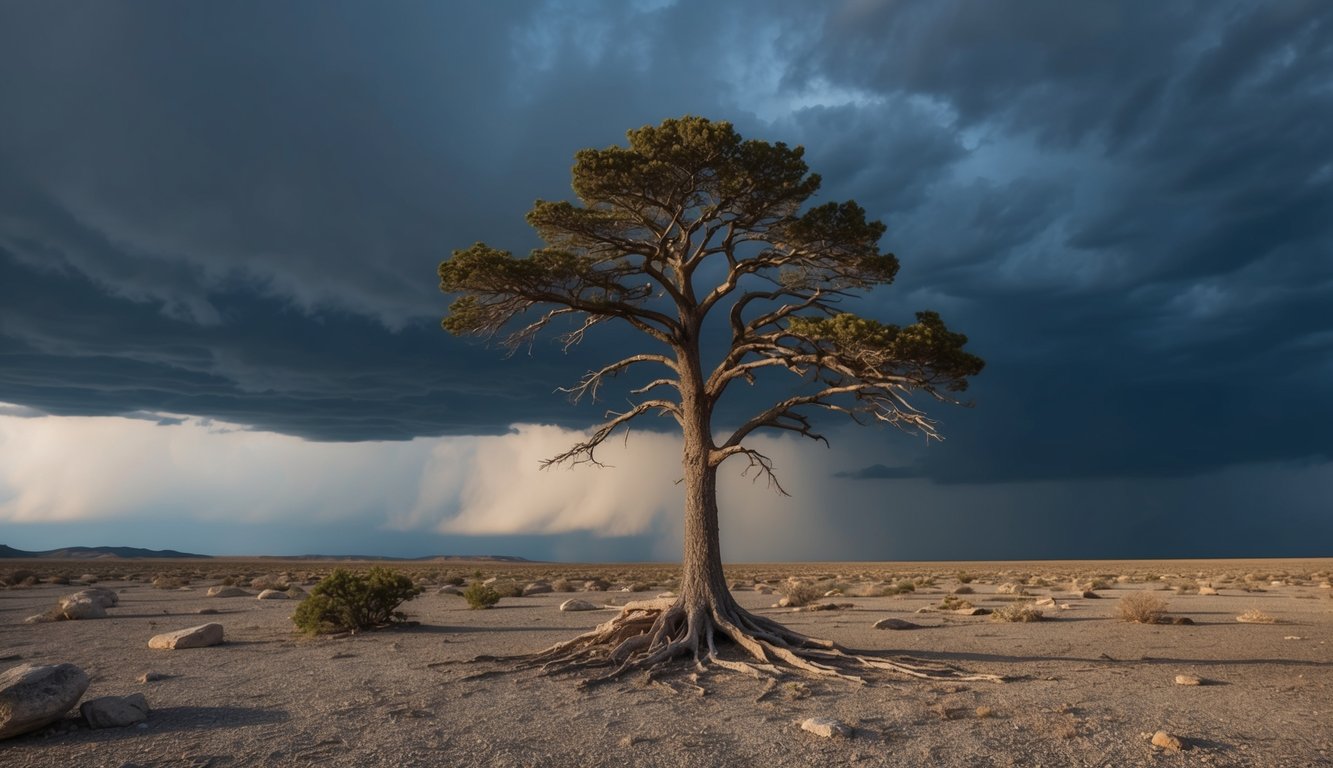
{"left": 1151, "top": 730, "right": 1185, "bottom": 751}
{"left": 256, "top": 589, "right": 290, "bottom": 600}
{"left": 559, "top": 599, "right": 599, "bottom": 612}
{"left": 67, "top": 587, "right": 119, "bottom": 608}
{"left": 873, "top": 618, "right": 922, "bottom": 630}
{"left": 1174, "top": 674, "right": 1203, "bottom": 686}
{"left": 148, "top": 623, "right": 224, "bottom": 650}
{"left": 522, "top": 582, "right": 553, "bottom": 596}
{"left": 0, "top": 663, "right": 90, "bottom": 740}
{"left": 437, "top": 585, "right": 464, "bottom": 595}
{"left": 800, "top": 717, "right": 852, "bottom": 738}
{"left": 80, "top": 693, "right": 150, "bottom": 728}
{"left": 206, "top": 586, "right": 249, "bottom": 598}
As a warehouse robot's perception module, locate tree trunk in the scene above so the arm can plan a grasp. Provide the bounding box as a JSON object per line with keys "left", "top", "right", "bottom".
{"left": 678, "top": 450, "right": 734, "bottom": 616}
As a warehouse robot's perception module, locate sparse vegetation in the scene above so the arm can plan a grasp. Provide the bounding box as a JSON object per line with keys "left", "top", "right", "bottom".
{"left": 1117, "top": 591, "right": 1169, "bottom": 624}
{"left": 991, "top": 602, "right": 1044, "bottom": 622}
{"left": 1236, "top": 609, "right": 1277, "bottom": 624}
{"left": 463, "top": 582, "right": 502, "bottom": 610}
{"left": 779, "top": 581, "right": 822, "bottom": 607}
{"left": 291, "top": 567, "right": 423, "bottom": 635}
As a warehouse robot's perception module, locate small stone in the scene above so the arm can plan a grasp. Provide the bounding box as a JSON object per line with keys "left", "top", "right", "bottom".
{"left": 197, "top": 608, "right": 219, "bottom": 615}
{"left": 1174, "top": 674, "right": 1203, "bottom": 686}
{"left": 655, "top": 591, "right": 677, "bottom": 599}
{"left": 522, "top": 582, "right": 553, "bottom": 596}
{"left": 148, "top": 623, "right": 224, "bottom": 650}
{"left": 800, "top": 717, "right": 852, "bottom": 738}
{"left": 0, "top": 663, "right": 90, "bottom": 740}
{"left": 559, "top": 599, "right": 599, "bottom": 612}
{"left": 1198, "top": 586, "right": 1218, "bottom": 596}
{"left": 873, "top": 618, "right": 923, "bottom": 630}
{"left": 437, "top": 585, "right": 464, "bottom": 596}
{"left": 1151, "top": 730, "right": 1185, "bottom": 751}
{"left": 1035, "top": 597, "right": 1056, "bottom": 607}
{"left": 953, "top": 607, "right": 991, "bottom": 616}
{"left": 79, "top": 693, "right": 150, "bottom": 728}
{"left": 137, "top": 672, "right": 167, "bottom": 684}
{"left": 1173, "top": 617, "right": 1195, "bottom": 625}
{"left": 256, "top": 589, "right": 290, "bottom": 600}
{"left": 1081, "top": 590, "right": 1101, "bottom": 599}
{"left": 205, "top": 586, "right": 249, "bottom": 598}
{"left": 1284, "top": 635, "right": 1303, "bottom": 640}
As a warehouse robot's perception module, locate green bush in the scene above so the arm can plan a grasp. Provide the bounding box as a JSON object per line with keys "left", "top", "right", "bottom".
{"left": 292, "top": 567, "right": 423, "bottom": 635}
{"left": 463, "top": 582, "right": 502, "bottom": 609}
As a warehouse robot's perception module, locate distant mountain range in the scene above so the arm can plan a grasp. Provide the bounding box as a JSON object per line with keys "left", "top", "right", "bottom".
{"left": 0, "top": 544, "right": 210, "bottom": 559}
{"left": 0, "top": 544, "right": 531, "bottom": 562}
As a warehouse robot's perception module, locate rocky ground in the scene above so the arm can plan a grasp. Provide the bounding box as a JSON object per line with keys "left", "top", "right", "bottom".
{"left": 1, "top": 558, "right": 1331, "bottom": 767}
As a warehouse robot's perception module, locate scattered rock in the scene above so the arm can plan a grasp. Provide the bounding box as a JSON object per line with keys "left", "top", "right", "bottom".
{"left": 1035, "top": 597, "right": 1056, "bottom": 607}
{"left": 873, "top": 618, "right": 922, "bottom": 630}
{"left": 1151, "top": 730, "right": 1186, "bottom": 751}
{"left": 137, "top": 672, "right": 167, "bottom": 684}
{"left": 1081, "top": 590, "right": 1102, "bottom": 599}
{"left": 0, "top": 663, "right": 90, "bottom": 740}
{"left": 800, "top": 717, "right": 852, "bottom": 738}
{"left": 559, "top": 599, "right": 599, "bottom": 612}
{"left": 1174, "top": 674, "right": 1203, "bottom": 686}
{"left": 619, "top": 598, "right": 676, "bottom": 614}
{"left": 656, "top": 591, "right": 677, "bottom": 599}
{"left": 148, "top": 623, "right": 224, "bottom": 650}
{"left": 1284, "top": 635, "right": 1304, "bottom": 640}
{"left": 1172, "top": 617, "right": 1195, "bottom": 625}
{"left": 755, "top": 585, "right": 774, "bottom": 595}
{"left": 197, "top": 608, "right": 219, "bottom": 615}
{"left": 80, "top": 693, "right": 150, "bottom": 729}
{"left": 1198, "top": 586, "right": 1219, "bottom": 596}
{"left": 256, "top": 589, "right": 290, "bottom": 600}
{"left": 952, "top": 607, "right": 991, "bottom": 616}
{"left": 522, "top": 582, "right": 553, "bottom": 596}
{"left": 206, "top": 586, "right": 249, "bottom": 598}
{"left": 59, "top": 596, "right": 107, "bottom": 621}
{"left": 78, "top": 574, "right": 98, "bottom": 584}
{"left": 437, "top": 585, "right": 464, "bottom": 596}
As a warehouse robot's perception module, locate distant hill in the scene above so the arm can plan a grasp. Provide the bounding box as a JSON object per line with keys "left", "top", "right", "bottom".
{"left": 257, "top": 554, "right": 534, "bottom": 562}
{"left": 0, "top": 544, "right": 211, "bottom": 559}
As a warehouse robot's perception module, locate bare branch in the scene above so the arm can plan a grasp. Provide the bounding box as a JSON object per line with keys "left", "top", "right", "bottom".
{"left": 542, "top": 399, "right": 682, "bottom": 469}
{"left": 557, "top": 354, "right": 679, "bottom": 404}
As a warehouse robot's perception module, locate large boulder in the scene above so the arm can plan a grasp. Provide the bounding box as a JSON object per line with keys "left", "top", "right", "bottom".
{"left": 0, "top": 663, "right": 90, "bottom": 740}
{"left": 59, "top": 597, "right": 107, "bottom": 621}
{"left": 69, "top": 587, "right": 119, "bottom": 609}
{"left": 79, "top": 693, "right": 150, "bottom": 729}
{"left": 522, "top": 581, "right": 553, "bottom": 596}
{"left": 148, "top": 623, "right": 224, "bottom": 650}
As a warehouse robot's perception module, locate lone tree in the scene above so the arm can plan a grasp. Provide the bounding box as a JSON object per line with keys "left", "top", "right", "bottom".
{"left": 440, "top": 116, "right": 991, "bottom": 685}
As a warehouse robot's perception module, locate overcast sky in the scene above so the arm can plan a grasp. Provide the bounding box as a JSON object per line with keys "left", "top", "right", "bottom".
{"left": 2, "top": 1, "right": 1330, "bottom": 561}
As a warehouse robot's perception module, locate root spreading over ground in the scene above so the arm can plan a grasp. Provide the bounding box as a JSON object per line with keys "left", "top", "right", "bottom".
{"left": 472, "top": 598, "right": 1004, "bottom": 688}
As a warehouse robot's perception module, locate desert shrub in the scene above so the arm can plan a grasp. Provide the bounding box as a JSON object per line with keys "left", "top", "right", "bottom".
{"left": 488, "top": 579, "right": 522, "bottom": 598}
{"left": 779, "top": 581, "right": 822, "bottom": 607}
{"left": 1117, "top": 591, "right": 1168, "bottom": 624}
{"left": 463, "top": 582, "right": 502, "bottom": 609}
{"left": 551, "top": 578, "right": 573, "bottom": 592}
{"left": 956, "top": 571, "right": 974, "bottom": 584}
{"left": 939, "top": 595, "right": 975, "bottom": 611}
{"left": 292, "top": 567, "right": 423, "bottom": 635}
{"left": 952, "top": 585, "right": 975, "bottom": 595}
{"left": 152, "top": 575, "right": 188, "bottom": 589}
{"left": 2, "top": 569, "right": 37, "bottom": 587}
{"left": 991, "top": 603, "right": 1044, "bottom": 622}
{"left": 442, "top": 575, "right": 466, "bottom": 586}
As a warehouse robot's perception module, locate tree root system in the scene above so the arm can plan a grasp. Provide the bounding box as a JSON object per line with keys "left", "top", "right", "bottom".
{"left": 468, "top": 599, "right": 1004, "bottom": 689}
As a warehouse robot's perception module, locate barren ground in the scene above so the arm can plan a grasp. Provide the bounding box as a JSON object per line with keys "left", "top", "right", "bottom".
{"left": 2, "top": 558, "right": 1331, "bottom": 767}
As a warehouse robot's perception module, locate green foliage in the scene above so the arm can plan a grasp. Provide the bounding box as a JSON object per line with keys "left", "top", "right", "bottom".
{"left": 463, "top": 582, "right": 502, "bottom": 610}
{"left": 292, "top": 567, "right": 423, "bottom": 635}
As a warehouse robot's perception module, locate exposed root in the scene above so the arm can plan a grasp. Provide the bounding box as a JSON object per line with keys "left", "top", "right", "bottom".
{"left": 476, "top": 598, "right": 1003, "bottom": 688}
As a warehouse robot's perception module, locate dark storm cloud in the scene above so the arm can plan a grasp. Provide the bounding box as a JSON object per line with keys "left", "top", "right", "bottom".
{"left": 1, "top": 0, "right": 1330, "bottom": 493}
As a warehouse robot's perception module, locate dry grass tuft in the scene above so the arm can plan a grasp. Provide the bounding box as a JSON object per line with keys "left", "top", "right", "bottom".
{"left": 1117, "top": 591, "right": 1169, "bottom": 624}
{"left": 991, "top": 602, "right": 1044, "bottom": 622}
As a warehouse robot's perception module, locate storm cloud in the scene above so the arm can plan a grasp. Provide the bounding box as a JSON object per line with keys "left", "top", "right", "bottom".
{"left": 1, "top": 2, "right": 1329, "bottom": 558}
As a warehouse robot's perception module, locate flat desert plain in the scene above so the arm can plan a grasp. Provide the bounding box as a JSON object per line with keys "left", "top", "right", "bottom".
{"left": 2, "top": 558, "right": 1331, "bottom": 767}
